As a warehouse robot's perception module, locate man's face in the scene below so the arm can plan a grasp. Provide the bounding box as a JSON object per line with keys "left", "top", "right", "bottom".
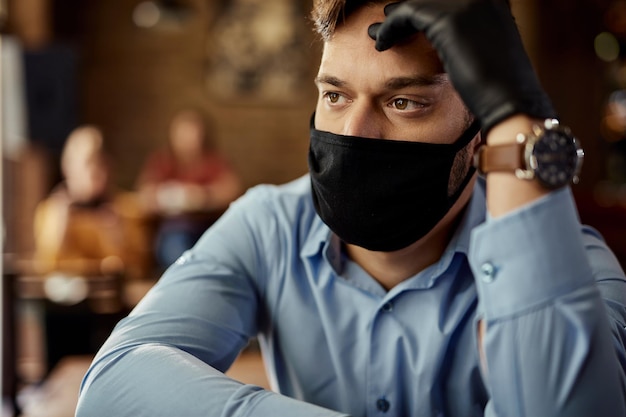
{"left": 314, "top": 3, "right": 470, "bottom": 144}
{"left": 170, "top": 117, "right": 205, "bottom": 159}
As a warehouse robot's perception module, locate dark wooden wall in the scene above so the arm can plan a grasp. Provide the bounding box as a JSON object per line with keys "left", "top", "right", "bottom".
{"left": 9, "top": 0, "right": 320, "bottom": 192}
{"left": 68, "top": 0, "right": 319, "bottom": 190}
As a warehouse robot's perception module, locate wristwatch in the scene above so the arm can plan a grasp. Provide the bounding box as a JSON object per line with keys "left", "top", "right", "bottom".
{"left": 474, "top": 118, "right": 584, "bottom": 189}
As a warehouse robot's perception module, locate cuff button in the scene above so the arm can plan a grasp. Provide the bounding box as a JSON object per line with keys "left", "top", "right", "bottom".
{"left": 480, "top": 262, "right": 498, "bottom": 283}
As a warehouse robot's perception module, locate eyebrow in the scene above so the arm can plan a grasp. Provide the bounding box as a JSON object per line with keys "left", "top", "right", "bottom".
{"left": 315, "top": 75, "right": 347, "bottom": 88}
{"left": 384, "top": 74, "right": 448, "bottom": 90}
{"left": 314, "top": 73, "right": 448, "bottom": 90}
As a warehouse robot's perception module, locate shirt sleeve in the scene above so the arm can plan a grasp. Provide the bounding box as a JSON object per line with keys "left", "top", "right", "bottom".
{"left": 469, "top": 186, "right": 626, "bottom": 417}
{"left": 75, "top": 186, "right": 351, "bottom": 417}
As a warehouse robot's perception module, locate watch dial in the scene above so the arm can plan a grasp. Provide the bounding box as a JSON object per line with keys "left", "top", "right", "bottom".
{"left": 533, "top": 130, "right": 582, "bottom": 188}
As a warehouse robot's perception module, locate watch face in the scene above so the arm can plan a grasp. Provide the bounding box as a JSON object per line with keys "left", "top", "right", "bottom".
{"left": 531, "top": 129, "right": 583, "bottom": 188}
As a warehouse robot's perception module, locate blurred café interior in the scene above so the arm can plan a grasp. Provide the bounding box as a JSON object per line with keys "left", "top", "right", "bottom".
{"left": 2, "top": 0, "right": 626, "bottom": 416}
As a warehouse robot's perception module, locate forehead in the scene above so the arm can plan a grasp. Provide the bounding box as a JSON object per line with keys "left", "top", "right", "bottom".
{"left": 319, "top": 3, "right": 444, "bottom": 80}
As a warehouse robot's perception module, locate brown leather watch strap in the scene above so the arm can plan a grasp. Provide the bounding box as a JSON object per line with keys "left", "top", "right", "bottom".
{"left": 476, "top": 142, "right": 525, "bottom": 174}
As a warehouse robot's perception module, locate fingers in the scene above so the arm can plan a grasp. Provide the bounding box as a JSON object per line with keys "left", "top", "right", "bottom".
{"left": 371, "top": 2, "right": 428, "bottom": 52}
{"left": 367, "top": 23, "right": 381, "bottom": 41}
{"left": 373, "top": 12, "right": 421, "bottom": 51}
{"left": 383, "top": 2, "right": 402, "bottom": 16}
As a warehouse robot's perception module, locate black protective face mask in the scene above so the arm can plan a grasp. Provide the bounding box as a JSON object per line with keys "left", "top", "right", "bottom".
{"left": 308, "top": 117, "right": 480, "bottom": 252}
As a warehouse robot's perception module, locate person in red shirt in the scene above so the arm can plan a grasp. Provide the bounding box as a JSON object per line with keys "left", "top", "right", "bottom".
{"left": 136, "top": 108, "right": 243, "bottom": 270}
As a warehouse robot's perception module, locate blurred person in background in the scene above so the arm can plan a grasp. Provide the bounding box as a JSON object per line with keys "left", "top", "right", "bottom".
{"left": 32, "top": 125, "right": 151, "bottom": 281}
{"left": 136, "top": 107, "right": 242, "bottom": 270}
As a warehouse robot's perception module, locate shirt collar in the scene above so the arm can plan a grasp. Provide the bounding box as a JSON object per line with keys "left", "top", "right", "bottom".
{"left": 448, "top": 175, "right": 487, "bottom": 257}
{"left": 301, "top": 210, "right": 333, "bottom": 259}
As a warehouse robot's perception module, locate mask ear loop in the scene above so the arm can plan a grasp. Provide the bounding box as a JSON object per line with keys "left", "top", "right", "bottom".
{"left": 452, "top": 120, "right": 481, "bottom": 152}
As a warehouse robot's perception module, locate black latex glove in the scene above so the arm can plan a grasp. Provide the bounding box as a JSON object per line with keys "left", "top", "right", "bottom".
{"left": 369, "top": 0, "right": 556, "bottom": 133}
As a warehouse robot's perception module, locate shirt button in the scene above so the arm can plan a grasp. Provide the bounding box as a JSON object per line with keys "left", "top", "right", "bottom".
{"left": 376, "top": 397, "right": 390, "bottom": 412}
{"left": 381, "top": 302, "right": 393, "bottom": 312}
{"left": 480, "top": 262, "right": 497, "bottom": 283}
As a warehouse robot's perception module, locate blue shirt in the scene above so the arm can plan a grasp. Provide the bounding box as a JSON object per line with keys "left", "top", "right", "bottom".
{"left": 76, "top": 175, "right": 626, "bottom": 417}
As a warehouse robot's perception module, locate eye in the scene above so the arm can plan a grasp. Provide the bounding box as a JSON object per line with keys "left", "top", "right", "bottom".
{"left": 321, "top": 91, "right": 351, "bottom": 108}
{"left": 324, "top": 92, "right": 342, "bottom": 104}
{"left": 392, "top": 98, "right": 422, "bottom": 111}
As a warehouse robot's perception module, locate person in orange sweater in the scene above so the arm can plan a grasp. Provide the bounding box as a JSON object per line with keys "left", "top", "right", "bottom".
{"left": 33, "top": 125, "right": 151, "bottom": 281}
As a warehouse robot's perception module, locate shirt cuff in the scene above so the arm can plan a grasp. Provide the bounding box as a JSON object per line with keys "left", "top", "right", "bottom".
{"left": 469, "top": 187, "right": 594, "bottom": 319}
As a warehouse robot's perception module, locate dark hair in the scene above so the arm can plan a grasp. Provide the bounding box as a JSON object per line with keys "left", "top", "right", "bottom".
{"left": 311, "top": 0, "right": 388, "bottom": 41}
{"left": 311, "top": 0, "right": 512, "bottom": 41}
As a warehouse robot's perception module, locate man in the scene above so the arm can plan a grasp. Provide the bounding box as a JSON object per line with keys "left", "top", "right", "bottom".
{"left": 76, "top": 1, "right": 626, "bottom": 416}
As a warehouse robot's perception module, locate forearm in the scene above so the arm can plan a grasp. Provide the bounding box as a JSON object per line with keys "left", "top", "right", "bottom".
{"left": 76, "top": 344, "right": 350, "bottom": 417}
{"left": 481, "top": 292, "right": 624, "bottom": 417}
{"left": 471, "top": 189, "right": 626, "bottom": 416}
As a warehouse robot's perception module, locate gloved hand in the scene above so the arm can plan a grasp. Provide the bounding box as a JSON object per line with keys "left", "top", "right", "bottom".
{"left": 369, "top": 0, "right": 556, "bottom": 133}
